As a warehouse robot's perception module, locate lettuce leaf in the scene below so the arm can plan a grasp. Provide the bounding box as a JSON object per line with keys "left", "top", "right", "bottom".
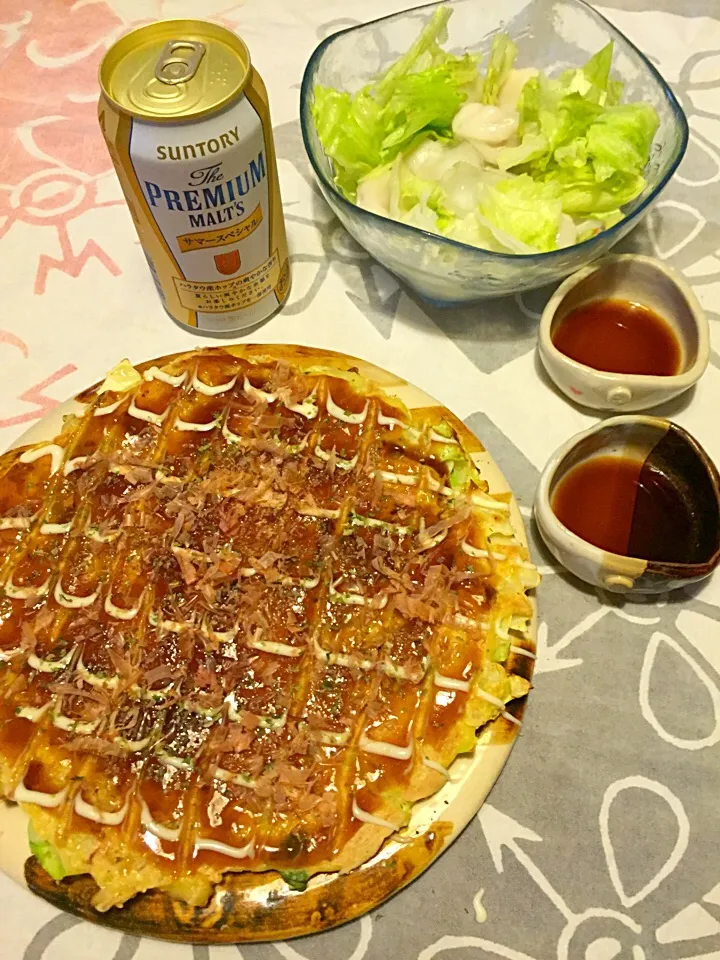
{"left": 379, "top": 62, "right": 477, "bottom": 153}
{"left": 518, "top": 76, "right": 604, "bottom": 164}
{"left": 552, "top": 136, "right": 588, "bottom": 169}
{"left": 313, "top": 6, "right": 478, "bottom": 199}
{"left": 311, "top": 86, "right": 383, "bottom": 197}
{"left": 439, "top": 211, "right": 499, "bottom": 250}
{"left": 386, "top": 157, "right": 448, "bottom": 233}
{"left": 544, "top": 167, "right": 647, "bottom": 214}
{"left": 496, "top": 131, "right": 548, "bottom": 171}
{"left": 586, "top": 103, "right": 660, "bottom": 179}
{"left": 372, "top": 6, "right": 453, "bottom": 106}
{"left": 558, "top": 42, "right": 615, "bottom": 104}
{"left": 511, "top": 41, "right": 657, "bottom": 222}
{"left": 480, "top": 34, "right": 518, "bottom": 105}
{"left": 29, "top": 825, "right": 66, "bottom": 881}
{"left": 479, "top": 174, "right": 562, "bottom": 251}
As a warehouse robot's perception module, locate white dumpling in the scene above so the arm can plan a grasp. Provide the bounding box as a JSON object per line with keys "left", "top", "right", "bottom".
{"left": 452, "top": 102, "right": 519, "bottom": 147}
{"left": 405, "top": 139, "right": 446, "bottom": 179}
{"left": 406, "top": 139, "right": 483, "bottom": 181}
{"left": 356, "top": 167, "right": 393, "bottom": 216}
{"left": 440, "top": 161, "right": 483, "bottom": 216}
{"left": 497, "top": 67, "right": 539, "bottom": 112}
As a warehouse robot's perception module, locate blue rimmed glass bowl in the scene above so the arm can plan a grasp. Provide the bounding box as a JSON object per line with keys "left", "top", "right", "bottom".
{"left": 300, "top": 0, "right": 688, "bottom": 304}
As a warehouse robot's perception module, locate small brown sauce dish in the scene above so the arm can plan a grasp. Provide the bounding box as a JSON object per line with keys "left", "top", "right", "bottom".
{"left": 538, "top": 255, "right": 709, "bottom": 412}
{"left": 535, "top": 416, "right": 720, "bottom": 594}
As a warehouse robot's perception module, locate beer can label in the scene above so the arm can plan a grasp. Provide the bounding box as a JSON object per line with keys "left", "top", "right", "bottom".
{"left": 100, "top": 88, "right": 289, "bottom": 334}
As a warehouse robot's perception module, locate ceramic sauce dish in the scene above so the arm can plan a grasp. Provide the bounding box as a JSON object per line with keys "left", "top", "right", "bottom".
{"left": 538, "top": 254, "right": 709, "bottom": 411}
{"left": 534, "top": 415, "right": 720, "bottom": 595}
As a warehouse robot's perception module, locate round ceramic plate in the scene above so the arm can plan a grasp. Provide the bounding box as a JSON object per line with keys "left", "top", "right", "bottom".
{"left": 0, "top": 344, "right": 537, "bottom": 943}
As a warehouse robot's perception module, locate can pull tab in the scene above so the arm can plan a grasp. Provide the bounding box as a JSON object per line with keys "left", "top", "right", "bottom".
{"left": 154, "top": 40, "right": 206, "bottom": 85}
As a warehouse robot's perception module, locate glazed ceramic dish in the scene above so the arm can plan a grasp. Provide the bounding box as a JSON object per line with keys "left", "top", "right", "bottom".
{"left": 538, "top": 255, "right": 709, "bottom": 411}
{"left": 0, "top": 345, "right": 537, "bottom": 942}
{"left": 300, "top": 0, "right": 688, "bottom": 303}
{"left": 534, "top": 415, "right": 720, "bottom": 595}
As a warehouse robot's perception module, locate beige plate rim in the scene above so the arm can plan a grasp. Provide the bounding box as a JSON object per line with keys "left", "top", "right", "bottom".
{"left": 0, "top": 344, "right": 537, "bottom": 935}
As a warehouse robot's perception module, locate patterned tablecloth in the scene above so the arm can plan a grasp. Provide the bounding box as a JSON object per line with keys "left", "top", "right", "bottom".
{"left": 1, "top": 0, "right": 720, "bottom": 958}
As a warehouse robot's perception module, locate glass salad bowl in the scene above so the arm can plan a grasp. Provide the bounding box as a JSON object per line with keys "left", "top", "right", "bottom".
{"left": 300, "top": 0, "right": 688, "bottom": 304}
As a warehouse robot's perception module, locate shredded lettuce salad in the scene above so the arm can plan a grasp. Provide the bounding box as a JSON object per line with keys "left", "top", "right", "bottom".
{"left": 312, "top": 6, "right": 659, "bottom": 255}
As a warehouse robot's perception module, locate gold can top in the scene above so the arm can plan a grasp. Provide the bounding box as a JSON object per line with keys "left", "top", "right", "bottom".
{"left": 99, "top": 19, "right": 251, "bottom": 123}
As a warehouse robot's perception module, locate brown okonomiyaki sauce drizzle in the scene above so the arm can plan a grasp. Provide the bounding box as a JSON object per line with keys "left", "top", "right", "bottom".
{"left": 0, "top": 352, "right": 536, "bottom": 904}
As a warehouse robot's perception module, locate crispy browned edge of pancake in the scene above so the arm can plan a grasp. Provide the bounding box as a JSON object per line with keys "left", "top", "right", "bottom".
{"left": 7, "top": 343, "right": 533, "bottom": 938}
{"left": 26, "top": 820, "right": 454, "bottom": 942}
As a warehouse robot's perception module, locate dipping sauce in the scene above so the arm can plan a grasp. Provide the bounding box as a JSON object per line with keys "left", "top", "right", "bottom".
{"left": 552, "top": 298, "right": 681, "bottom": 376}
{"left": 551, "top": 455, "right": 696, "bottom": 562}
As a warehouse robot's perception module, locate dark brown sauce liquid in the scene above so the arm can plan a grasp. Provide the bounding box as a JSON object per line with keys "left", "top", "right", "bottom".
{"left": 551, "top": 455, "right": 697, "bottom": 562}
{"left": 552, "top": 298, "right": 682, "bottom": 376}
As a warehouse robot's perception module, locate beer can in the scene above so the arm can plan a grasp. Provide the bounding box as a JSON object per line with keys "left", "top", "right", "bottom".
{"left": 98, "top": 20, "right": 290, "bottom": 336}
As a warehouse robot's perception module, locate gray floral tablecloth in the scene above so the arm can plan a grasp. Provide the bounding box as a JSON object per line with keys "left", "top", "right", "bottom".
{"left": 1, "top": 0, "right": 719, "bottom": 958}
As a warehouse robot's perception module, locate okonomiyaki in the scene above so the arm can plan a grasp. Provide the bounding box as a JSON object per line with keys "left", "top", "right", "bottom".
{"left": 0, "top": 345, "right": 538, "bottom": 913}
